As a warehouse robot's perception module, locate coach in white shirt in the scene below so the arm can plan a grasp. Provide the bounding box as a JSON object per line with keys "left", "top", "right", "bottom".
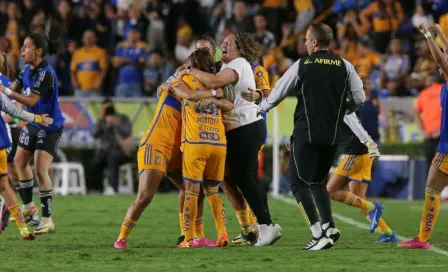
{"left": 178, "top": 32, "right": 281, "bottom": 246}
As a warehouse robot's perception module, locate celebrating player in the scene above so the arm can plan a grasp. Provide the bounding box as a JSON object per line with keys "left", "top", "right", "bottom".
{"left": 0, "top": 15, "right": 66, "bottom": 235}
{"left": 326, "top": 78, "right": 395, "bottom": 243}
{"left": 171, "top": 49, "right": 233, "bottom": 247}
{"left": 0, "top": 52, "right": 53, "bottom": 240}
{"left": 398, "top": 23, "right": 448, "bottom": 249}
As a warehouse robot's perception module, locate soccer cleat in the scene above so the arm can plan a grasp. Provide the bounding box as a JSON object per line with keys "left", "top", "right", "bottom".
{"left": 231, "top": 233, "right": 250, "bottom": 245}
{"left": 367, "top": 203, "right": 383, "bottom": 233}
{"left": 232, "top": 230, "right": 258, "bottom": 245}
{"left": 397, "top": 237, "right": 430, "bottom": 249}
{"left": 176, "top": 235, "right": 185, "bottom": 246}
{"left": 192, "top": 237, "right": 216, "bottom": 247}
{"left": 324, "top": 227, "right": 340, "bottom": 243}
{"left": 178, "top": 240, "right": 194, "bottom": 248}
{"left": 114, "top": 239, "right": 127, "bottom": 249}
{"left": 376, "top": 232, "right": 397, "bottom": 243}
{"left": 304, "top": 235, "right": 334, "bottom": 250}
{"left": 23, "top": 205, "right": 40, "bottom": 227}
{"left": 19, "top": 227, "right": 36, "bottom": 240}
{"left": 33, "top": 217, "right": 55, "bottom": 235}
{"left": 215, "top": 233, "right": 229, "bottom": 247}
{"left": 254, "top": 223, "right": 282, "bottom": 247}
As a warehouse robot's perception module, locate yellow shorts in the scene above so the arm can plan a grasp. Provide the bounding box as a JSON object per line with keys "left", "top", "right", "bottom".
{"left": 0, "top": 149, "right": 8, "bottom": 177}
{"left": 432, "top": 152, "right": 448, "bottom": 175}
{"left": 137, "top": 143, "right": 182, "bottom": 175}
{"left": 334, "top": 154, "right": 372, "bottom": 183}
{"left": 182, "top": 144, "right": 226, "bottom": 183}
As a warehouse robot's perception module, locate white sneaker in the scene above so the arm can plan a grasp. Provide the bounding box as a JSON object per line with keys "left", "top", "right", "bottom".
{"left": 104, "top": 187, "right": 116, "bottom": 196}
{"left": 305, "top": 235, "right": 334, "bottom": 251}
{"left": 254, "top": 223, "right": 282, "bottom": 246}
{"left": 34, "top": 217, "right": 55, "bottom": 235}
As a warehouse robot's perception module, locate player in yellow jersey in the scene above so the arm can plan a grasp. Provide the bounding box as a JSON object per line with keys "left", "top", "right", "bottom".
{"left": 114, "top": 73, "right": 186, "bottom": 249}
{"left": 171, "top": 50, "right": 234, "bottom": 248}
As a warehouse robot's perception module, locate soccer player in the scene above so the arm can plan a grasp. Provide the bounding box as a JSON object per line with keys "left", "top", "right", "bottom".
{"left": 326, "top": 79, "right": 395, "bottom": 242}
{"left": 171, "top": 49, "right": 233, "bottom": 248}
{"left": 0, "top": 16, "right": 66, "bottom": 235}
{"left": 398, "top": 23, "right": 448, "bottom": 249}
{"left": 0, "top": 52, "right": 54, "bottom": 240}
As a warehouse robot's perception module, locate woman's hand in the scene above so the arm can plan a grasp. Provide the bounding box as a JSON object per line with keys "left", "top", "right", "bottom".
{"left": 196, "top": 98, "right": 215, "bottom": 110}
{"left": 241, "top": 88, "right": 260, "bottom": 102}
{"left": 34, "top": 114, "right": 53, "bottom": 126}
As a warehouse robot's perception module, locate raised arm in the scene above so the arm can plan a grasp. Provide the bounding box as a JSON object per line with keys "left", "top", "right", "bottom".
{"left": 433, "top": 24, "right": 448, "bottom": 56}
{"left": 259, "top": 60, "right": 300, "bottom": 112}
{"left": 421, "top": 24, "right": 448, "bottom": 77}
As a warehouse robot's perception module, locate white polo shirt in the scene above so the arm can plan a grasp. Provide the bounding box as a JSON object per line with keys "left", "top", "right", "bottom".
{"left": 221, "top": 57, "right": 262, "bottom": 132}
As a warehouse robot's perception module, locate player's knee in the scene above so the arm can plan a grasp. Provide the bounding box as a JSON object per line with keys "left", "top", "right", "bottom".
{"left": 14, "top": 155, "right": 28, "bottom": 169}
{"left": 135, "top": 192, "right": 153, "bottom": 207}
{"left": 34, "top": 166, "right": 49, "bottom": 182}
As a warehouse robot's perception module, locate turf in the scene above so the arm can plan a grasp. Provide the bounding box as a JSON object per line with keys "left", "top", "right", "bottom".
{"left": 1, "top": 194, "right": 447, "bottom": 272}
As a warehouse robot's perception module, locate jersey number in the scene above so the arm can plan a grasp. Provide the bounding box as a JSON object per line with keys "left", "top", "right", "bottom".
{"left": 19, "top": 134, "right": 29, "bottom": 146}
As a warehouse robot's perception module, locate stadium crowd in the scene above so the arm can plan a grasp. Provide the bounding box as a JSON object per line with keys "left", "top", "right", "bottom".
{"left": 0, "top": 0, "right": 446, "bottom": 99}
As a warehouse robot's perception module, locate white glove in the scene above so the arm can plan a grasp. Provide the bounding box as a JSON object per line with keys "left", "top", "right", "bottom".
{"left": 365, "top": 140, "right": 380, "bottom": 162}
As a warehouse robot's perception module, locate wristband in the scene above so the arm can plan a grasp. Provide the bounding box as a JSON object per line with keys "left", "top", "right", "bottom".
{"left": 424, "top": 32, "right": 432, "bottom": 38}
{"left": 4, "top": 87, "right": 12, "bottom": 96}
{"left": 34, "top": 115, "right": 42, "bottom": 124}
{"left": 211, "top": 89, "right": 217, "bottom": 97}
{"left": 255, "top": 89, "right": 263, "bottom": 104}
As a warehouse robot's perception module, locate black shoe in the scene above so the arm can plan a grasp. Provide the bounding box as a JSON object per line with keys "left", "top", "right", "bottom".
{"left": 242, "top": 231, "right": 258, "bottom": 245}
{"left": 324, "top": 227, "right": 340, "bottom": 243}
{"left": 176, "top": 235, "right": 185, "bottom": 246}
{"left": 303, "top": 234, "right": 334, "bottom": 251}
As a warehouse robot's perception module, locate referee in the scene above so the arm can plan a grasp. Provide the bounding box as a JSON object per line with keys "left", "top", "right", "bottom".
{"left": 260, "top": 23, "right": 365, "bottom": 250}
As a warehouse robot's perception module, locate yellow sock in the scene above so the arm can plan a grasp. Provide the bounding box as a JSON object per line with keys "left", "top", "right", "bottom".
{"left": 418, "top": 187, "right": 441, "bottom": 242}
{"left": 183, "top": 191, "right": 199, "bottom": 242}
{"left": 235, "top": 209, "right": 251, "bottom": 235}
{"left": 179, "top": 212, "right": 185, "bottom": 236}
{"left": 118, "top": 217, "right": 137, "bottom": 240}
{"left": 246, "top": 202, "right": 257, "bottom": 225}
{"left": 205, "top": 186, "right": 227, "bottom": 236}
{"left": 377, "top": 218, "right": 393, "bottom": 235}
{"left": 9, "top": 204, "right": 26, "bottom": 228}
{"left": 344, "top": 192, "right": 375, "bottom": 211}
{"left": 194, "top": 217, "right": 205, "bottom": 239}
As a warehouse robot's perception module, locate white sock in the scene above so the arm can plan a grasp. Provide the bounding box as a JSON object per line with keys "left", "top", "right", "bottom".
{"left": 24, "top": 202, "right": 35, "bottom": 210}
{"left": 310, "top": 222, "right": 322, "bottom": 238}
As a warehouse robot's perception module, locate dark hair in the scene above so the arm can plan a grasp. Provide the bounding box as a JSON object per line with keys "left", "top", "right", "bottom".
{"left": 188, "top": 49, "right": 216, "bottom": 74}
{"left": 196, "top": 35, "right": 217, "bottom": 50}
{"left": 234, "top": 32, "right": 262, "bottom": 64}
{"left": 309, "top": 23, "right": 333, "bottom": 47}
{"left": 104, "top": 105, "right": 116, "bottom": 116}
{"left": 26, "top": 9, "right": 66, "bottom": 56}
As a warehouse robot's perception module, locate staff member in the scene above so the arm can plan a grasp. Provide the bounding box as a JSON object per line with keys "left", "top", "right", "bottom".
{"left": 260, "top": 23, "right": 366, "bottom": 250}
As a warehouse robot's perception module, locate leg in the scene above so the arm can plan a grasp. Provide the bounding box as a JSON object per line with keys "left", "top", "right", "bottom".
{"left": 204, "top": 181, "right": 228, "bottom": 247}
{"left": 181, "top": 181, "right": 201, "bottom": 245}
{"left": 89, "top": 150, "right": 108, "bottom": 192}
{"left": 167, "top": 171, "right": 186, "bottom": 241}
{"left": 15, "top": 125, "right": 36, "bottom": 210}
{"left": 107, "top": 150, "right": 128, "bottom": 193}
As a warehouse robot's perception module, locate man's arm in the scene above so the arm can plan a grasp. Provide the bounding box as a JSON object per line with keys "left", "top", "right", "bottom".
{"left": 344, "top": 113, "right": 372, "bottom": 144}
{"left": 343, "top": 59, "right": 366, "bottom": 113}
{"left": 259, "top": 60, "right": 300, "bottom": 112}
{"left": 93, "top": 119, "right": 106, "bottom": 138}
{"left": 188, "top": 67, "right": 239, "bottom": 89}
{"left": 115, "top": 115, "right": 132, "bottom": 137}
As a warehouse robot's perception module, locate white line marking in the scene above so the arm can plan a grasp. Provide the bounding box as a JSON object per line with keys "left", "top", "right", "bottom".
{"left": 274, "top": 195, "right": 448, "bottom": 257}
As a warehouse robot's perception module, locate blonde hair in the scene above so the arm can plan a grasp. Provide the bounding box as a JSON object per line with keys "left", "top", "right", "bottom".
{"left": 0, "top": 52, "right": 11, "bottom": 78}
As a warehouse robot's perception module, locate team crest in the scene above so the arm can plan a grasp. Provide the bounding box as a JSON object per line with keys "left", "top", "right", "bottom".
{"left": 256, "top": 71, "right": 263, "bottom": 77}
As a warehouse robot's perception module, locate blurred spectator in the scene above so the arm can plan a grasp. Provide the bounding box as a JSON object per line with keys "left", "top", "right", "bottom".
{"left": 293, "top": 0, "right": 315, "bottom": 35}
{"left": 278, "top": 147, "right": 290, "bottom": 195}
{"left": 337, "top": 10, "right": 365, "bottom": 62}
{"left": 380, "top": 38, "right": 410, "bottom": 96}
{"left": 71, "top": 30, "right": 108, "bottom": 97}
{"left": 254, "top": 12, "right": 276, "bottom": 55}
{"left": 263, "top": 0, "right": 287, "bottom": 39}
{"left": 174, "top": 25, "right": 195, "bottom": 64}
{"left": 123, "top": 4, "right": 149, "bottom": 41}
{"left": 358, "top": 78, "right": 380, "bottom": 145}
{"left": 57, "top": 40, "right": 78, "bottom": 96}
{"left": 0, "top": 37, "right": 16, "bottom": 76}
{"left": 143, "top": 49, "right": 175, "bottom": 96}
{"left": 85, "top": 2, "right": 112, "bottom": 49}
{"left": 113, "top": 26, "right": 148, "bottom": 97}
{"left": 407, "top": 40, "right": 437, "bottom": 92}
{"left": 349, "top": 41, "right": 381, "bottom": 78}
{"left": 411, "top": 5, "right": 434, "bottom": 29}
{"left": 90, "top": 98, "right": 133, "bottom": 194}
{"left": 414, "top": 72, "right": 444, "bottom": 172}
{"left": 360, "top": 0, "right": 404, "bottom": 53}
{"left": 333, "top": 0, "right": 371, "bottom": 14}
{"left": 225, "top": 0, "right": 255, "bottom": 33}
{"left": 146, "top": 9, "right": 166, "bottom": 53}
{"left": 4, "top": 2, "right": 21, "bottom": 63}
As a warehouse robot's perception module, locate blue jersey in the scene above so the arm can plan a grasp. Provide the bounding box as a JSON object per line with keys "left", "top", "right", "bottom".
{"left": 0, "top": 74, "right": 12, "bottom": 149}
{"left": 16, "top": 61, "right": 65, "bottom": 131}
{"left": 438, "top": 82, "right": 448, "bottom": 153}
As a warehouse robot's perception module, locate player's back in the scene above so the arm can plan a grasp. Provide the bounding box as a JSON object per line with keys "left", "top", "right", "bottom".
{"left": 139, "top": 91, "right": 182, "bottom": 149}
{"left": 180, "top": 75, "right": 226, "bottom": 147}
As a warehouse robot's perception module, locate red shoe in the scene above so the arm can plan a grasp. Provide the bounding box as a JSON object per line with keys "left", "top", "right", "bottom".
{"left": 215, "top": 233, "right": 229, "bottom": 247}
{"left": 397, "top": 237, "right": 430, "bottom": 249}
{"left": 114, "top": 239, "right": 127, "bottom": 249}
{"left": 178, "top": 240, "right": 194, "bottom": 248}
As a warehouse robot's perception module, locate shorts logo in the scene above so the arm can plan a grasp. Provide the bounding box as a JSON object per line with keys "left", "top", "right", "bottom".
{"left": 155, "top": 156, "right": 161, "bottom": 165}
{"left": 37, "top": 130, "right": 46, "bottom": 138}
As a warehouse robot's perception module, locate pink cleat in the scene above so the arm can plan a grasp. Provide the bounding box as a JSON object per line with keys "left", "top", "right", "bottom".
{"left": 114, "top": 239, "right": 127, "bottom": 249}
{"left": 397, "top": 237, "right": 430, "bottom": 250}
{"left": 192, "top": 237, "right": 216, "bottom": 247}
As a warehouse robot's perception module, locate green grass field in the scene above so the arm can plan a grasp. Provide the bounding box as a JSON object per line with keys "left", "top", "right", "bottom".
{"left": 1, "top": 194, "right": 448, "bottom": 272}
